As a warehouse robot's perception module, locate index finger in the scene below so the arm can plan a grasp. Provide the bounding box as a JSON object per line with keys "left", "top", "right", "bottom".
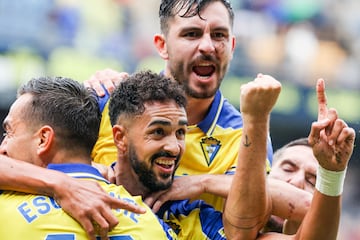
{"left": 316, "top": 78, "right": 328, "bottom": 121}
{"left": 110, "top": 198, "right": 147, "bottom": 214}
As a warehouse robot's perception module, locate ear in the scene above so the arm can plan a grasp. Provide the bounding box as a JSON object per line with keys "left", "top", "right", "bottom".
{"left": 113, "top": 124, "right": 127, "bottom": 153}
{"left": 154, "top": 34, "right": 169, "bottom": 60}
{"left": 229, "top": 35, "right": 236, "bottom": 60}
{"left": 36, "top": 125, "right": 54, "bottom": 156}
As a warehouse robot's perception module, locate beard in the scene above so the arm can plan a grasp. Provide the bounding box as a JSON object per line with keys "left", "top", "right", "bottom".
{"left": 169, "top": 55, "right": 227, "bottom": 99}
{"left": 183, "top": 78, "right": 220, "bottom": 99}
{"left": 128, "top": 145, "right": 176, "bottom": 192}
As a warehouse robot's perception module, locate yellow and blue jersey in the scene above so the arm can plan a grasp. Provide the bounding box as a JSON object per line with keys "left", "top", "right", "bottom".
{"left": 177, "top": 90, "right": 273, "bottom": 211}
{"left": 92, "top": 89, "right": 273, "bottom": 211}
{"left": 92, "top": 91, "right": 117, "bottom": 166}
{"left": 157, "top": 199, "right": 226, "bottom": 240}
{"left": 0, "top": 163, "right": 176, "bottom": 240}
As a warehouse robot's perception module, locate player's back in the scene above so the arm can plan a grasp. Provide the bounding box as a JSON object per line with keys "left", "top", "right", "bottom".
{"left": 0, "top": 164, "right": 174, "bottom": 240}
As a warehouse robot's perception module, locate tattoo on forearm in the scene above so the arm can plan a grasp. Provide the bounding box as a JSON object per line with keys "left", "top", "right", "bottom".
{"left": 243, "top": 135, "right": 252, "bottom": 147}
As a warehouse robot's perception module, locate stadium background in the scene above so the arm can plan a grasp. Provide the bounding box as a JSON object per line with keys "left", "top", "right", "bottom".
{"left": 0, "top": 1, "right": 359, "bottom": 238}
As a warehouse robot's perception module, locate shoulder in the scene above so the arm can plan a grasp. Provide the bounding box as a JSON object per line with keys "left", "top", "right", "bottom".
{"left": 218, "top": 97, "right": 243, "bottom": 129}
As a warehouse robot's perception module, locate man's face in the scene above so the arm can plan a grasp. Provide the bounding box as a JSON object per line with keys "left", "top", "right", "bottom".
{"left": 163, "top": 1, "right": 235, "bottom": 99}
{"left": 0, "top": 94, "right": 40, "bottom": 165}
{"left": 126, "top": 101, "right": 187, "bottom": 192}
{"left": 269, "top": 145, "right": 318, "bottom": 194}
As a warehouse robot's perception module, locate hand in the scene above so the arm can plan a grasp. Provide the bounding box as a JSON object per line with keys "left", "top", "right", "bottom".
{"left": 84, "top": 68, "right": 129, "bottom": 97}
{"left": 308, "top": 79, "right": 355, "bottom": 171}
{"left": 92, "top": 162, "right": 116, "bottom": 184}
{"left": 240, "top": 73, "right": 281, "bottom": 119}
{"left": 54, "top": 176, "right": 146, "bottom": 240}
{"left": 144, "top": 175, "right": 205, "bottom": 213}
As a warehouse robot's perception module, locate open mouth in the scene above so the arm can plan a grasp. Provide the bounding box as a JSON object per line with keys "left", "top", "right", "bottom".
{"left": 193, "top": 63, "right": 215, "bottom": 77}
{"left": 155, "top": 159, "right": 175, "bottom": 170}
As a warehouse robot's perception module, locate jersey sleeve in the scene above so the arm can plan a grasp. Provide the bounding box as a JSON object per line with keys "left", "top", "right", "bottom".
{"left": 91, "top": 97, "right": 118, "bottom": 166}
{"left": 157, "top": 200, "right": 226, "bottom": 240}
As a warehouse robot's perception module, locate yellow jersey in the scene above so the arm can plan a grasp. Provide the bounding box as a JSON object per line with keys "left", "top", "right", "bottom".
{"left": 92, "top": 90, "right": 273, "bottom": 211}
{"left": 0, "top": 163, "right": 176, "bottom": 240}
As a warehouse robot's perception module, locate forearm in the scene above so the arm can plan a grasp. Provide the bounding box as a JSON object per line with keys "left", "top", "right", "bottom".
{"left": 268, "top": 178, "right": 312, "bottom": 222}
{"left": 200, "top": 174, "right": 233, "bottom": 198}
{"left": 294, "top": 166, "right": 346, "bottom": 239}
{"left": 0, "top": 155, "right": 66, "bottom": 196}
{"left": 295, "top": 192, "right": 340, "bottom": 239}
{"left": 223, "top": 120, "right": 271, "bottom": 239}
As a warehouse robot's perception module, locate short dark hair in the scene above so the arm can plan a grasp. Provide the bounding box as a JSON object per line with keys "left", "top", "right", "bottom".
{"left": 273, "top": 138, "right": 311, "bottom": 164}
{"left": 109, "top": 70, "right": 187, "bottom": 126}
{"left": 17, "top": 76, "right": 101, "bottom": 155}
{"left": 159, "top": 0, "right": 234, "bottom": 35}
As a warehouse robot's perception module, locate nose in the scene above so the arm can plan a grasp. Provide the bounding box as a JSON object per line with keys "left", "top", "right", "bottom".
{"left": 287, "top": 172, "right": 305, "bottom": 190}
{"left": 163, "top": 135, "right": 182, "bottom": 156}
{"left": 198, "top": 34, "right": 215, "bottom": 54}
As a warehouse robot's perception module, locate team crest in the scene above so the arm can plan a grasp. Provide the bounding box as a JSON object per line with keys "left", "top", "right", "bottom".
{"left": 200, "top": 136, "right": 221, "bottom": 166}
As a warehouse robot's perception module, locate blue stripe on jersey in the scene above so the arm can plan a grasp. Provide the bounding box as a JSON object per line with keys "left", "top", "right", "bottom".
{"left": 157, "top": 199, "right": 225, "bottom": 239}
{"left": 197, "top": 90, "right": 243, "bottom": 135}
{"left": 157, "top": 217, "right": 178, "bottom": 240}
{"left": 47, "top": 163, "right": 110, "bottom": 184}
{"left": 97, "top": 85, "right": 111, "bottom": 113}
{"left": 196, "top": 90, "right": 273, "bottom": 165}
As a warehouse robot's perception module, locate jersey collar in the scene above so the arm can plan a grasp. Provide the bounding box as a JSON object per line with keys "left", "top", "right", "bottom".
{"left": 47, "top": 163, "right": 110, "bottom": 184}
{"left": 197, "top": 90, "right": 224, "bottom": 136}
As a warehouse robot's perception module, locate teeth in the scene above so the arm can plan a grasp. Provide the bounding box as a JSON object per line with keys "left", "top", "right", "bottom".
{"left": 199, "top": 75, "right": 211, "bottom": 79}
{"left": 198, "top": 63, "right": 212, "bottom": 66}
{"left": 156, "top": 159, "right": 174, "bottom": 165}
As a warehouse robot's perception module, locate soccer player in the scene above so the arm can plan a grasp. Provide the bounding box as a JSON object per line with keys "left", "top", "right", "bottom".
{"left": 103, "top": 69, "right": 352, "bottom": 239}
{"left": 223, "top": 78, "right": 355, "bottom": 239}
{"left": 0, "top": 76, "right": 175, "bottom": 240}
{"left": 85, "top": 1, "right": 310, "bottom": 228}
{"left": 265, "top": 138, "right": 316, "bottom": 234}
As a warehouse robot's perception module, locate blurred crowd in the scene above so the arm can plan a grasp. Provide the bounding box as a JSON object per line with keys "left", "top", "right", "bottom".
{"left": 0, "top": 0, "right": 359, "bottom": 90}
{"left": 0, "top": 0, "right": 359, "bottom": 120}
{"left": 0, "top": 0, "right": 359, "bottom": 239}
{"left": 231, "top": 0, "right": 360, "bottom": 89}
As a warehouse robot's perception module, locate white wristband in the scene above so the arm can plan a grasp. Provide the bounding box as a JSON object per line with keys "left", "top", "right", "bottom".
{"left": 315, "top": 165, "right": 347, "bottom": 197}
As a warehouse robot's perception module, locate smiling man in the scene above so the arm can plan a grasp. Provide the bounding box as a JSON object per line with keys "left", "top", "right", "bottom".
{"left": 0, "top": 76, "right": 175, "bottom": 240}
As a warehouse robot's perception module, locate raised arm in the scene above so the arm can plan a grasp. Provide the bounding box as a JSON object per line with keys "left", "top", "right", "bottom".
{"left": 223, "top": 74, "right": 281, "bottom": 239}
{"left": 257, "top": 79, "right": 355, "bottom": 240}
{"left": 293, "top": 79, "right": 355, "bottom": 239}
{"left": 0, "top": 155, "right": 145, "bottom": 240}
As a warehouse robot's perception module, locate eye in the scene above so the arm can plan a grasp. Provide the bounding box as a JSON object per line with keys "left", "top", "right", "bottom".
{"left": 306, "top": 175, "right": 316, "bottom": 188}
{"left": 176, "top": 128, "right": 186, "bottom": 139}
{"left": 280, "top": 162, "right": 296, "bottom": 172}
{"left": 153, "top": 128, "right": 165, "bottom": 136}
{"left": 2, "top": 131, "right": 9, "bottom": 138}
{"left": 183, "top": 30, "right": 201, "bottom": 39}
{"left": 212, "top": 32, "right": 226, "bottom": 39}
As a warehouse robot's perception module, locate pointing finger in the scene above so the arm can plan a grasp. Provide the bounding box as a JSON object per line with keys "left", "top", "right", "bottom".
{"left": 317, "top": 78, "right": 328, "bottom": 121}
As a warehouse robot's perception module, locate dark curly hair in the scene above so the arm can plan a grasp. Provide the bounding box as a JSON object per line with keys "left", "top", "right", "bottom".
{"left": 109, "top": 70, "right": 187, "bottom": 126}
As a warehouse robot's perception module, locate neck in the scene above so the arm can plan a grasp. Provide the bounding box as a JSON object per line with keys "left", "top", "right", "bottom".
{"left": 45, "top": 149, "right": 91, "bottom": 166}
{"left": 186, "top": 96, "right": 214, "bottom": 125}
{"left": 163, "top": 68, "right": 214, "bottom": 125}
{"left": 113, "top": 160, "right": 150, "bottom": 198}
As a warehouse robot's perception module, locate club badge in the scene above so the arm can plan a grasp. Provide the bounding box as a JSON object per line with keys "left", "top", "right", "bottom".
{"left": 200, "top": 136, "right": 221, "bottom": 166}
